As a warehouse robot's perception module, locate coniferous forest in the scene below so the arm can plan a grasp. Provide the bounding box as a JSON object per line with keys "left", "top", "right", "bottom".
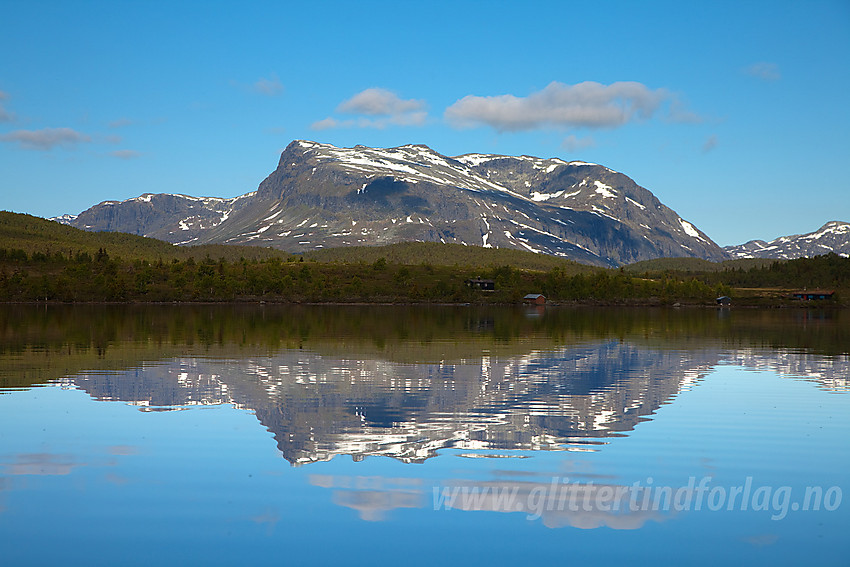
{"left": 2, "top": 211, "right": 848, "bottom": 305}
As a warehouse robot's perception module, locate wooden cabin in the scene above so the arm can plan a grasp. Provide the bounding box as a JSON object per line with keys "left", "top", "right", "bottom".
{"left": 790, "top": 290, "right": 835, "bottom": 301}
{"left": 465, "top": 277, "right": 495, "bottom": 291}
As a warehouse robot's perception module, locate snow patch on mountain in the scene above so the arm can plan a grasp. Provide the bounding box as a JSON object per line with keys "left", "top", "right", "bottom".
{"left": 678, "top": 218, "right": 704, "bottom": 241}
{"left": 594, "top": 181, "right": 616, "bottom": 198}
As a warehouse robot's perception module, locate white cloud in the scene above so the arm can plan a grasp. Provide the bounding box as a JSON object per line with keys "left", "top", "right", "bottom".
{"left": 561, "top": 134, "right": 596, "bottom": 152}
{"left": 358, "top": 112, "right": 427, "bottom": 129}
{"left": 314, "top": 88, "right": 427, "bottom": 130}
{"left": 311, "top": 116, "right": 346, "bottom": 130}
{"left": 445, "top": 81, "right": 675, "bottom": 132}
{"left": 0, "top": 127, "right": 91, "bottom": 150}
{"left": 744, "top": 62, "right": 780, "bottom": 81}
{"left": 252, "top": 74, "right": 284, "bottom": 96}
{"left": 110, "top": 149, "right": 142, "bottom": 159}
{"left": 1, "top": 452, "right": 83, "bottom": 476}
{"left": 311, "top": 114, "right": 427, "bottom": 131}
{"left": 108, "top": 117, "right": 133, "bottom": 128}
{"left": 667, "top": 97, "right": 703, "bottom": 124}
{"left": 337, "top": 88, "right": 425, "bottom": 116}
{"left": 0, "top": 90, "right": 13, "bottom": 122}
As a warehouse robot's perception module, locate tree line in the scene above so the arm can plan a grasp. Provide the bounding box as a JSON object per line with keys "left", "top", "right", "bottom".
{"left": 0, "top": 246, "right": 733, "bottom": 304}
{"left": 706, "top": 253, "right": 850, "bottom": 290}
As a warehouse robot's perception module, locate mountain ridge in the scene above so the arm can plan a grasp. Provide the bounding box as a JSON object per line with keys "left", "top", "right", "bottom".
{"left": 55, "top": 140, "right": 729, "bottom": 267}
{"left": 723, "top": 221, "right": 850, "bottom": 260}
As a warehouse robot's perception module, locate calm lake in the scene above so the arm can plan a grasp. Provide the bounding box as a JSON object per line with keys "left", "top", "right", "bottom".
{"left": 1, "top": 305, "right": 848, "bottom": 566}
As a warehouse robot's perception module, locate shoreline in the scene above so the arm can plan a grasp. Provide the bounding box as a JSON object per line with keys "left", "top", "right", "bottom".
{"left": 2, "top": 299, "right": 845, "bottom": 308}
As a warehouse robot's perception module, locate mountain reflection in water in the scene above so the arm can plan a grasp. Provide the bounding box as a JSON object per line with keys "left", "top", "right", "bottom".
{"left": 64, "top": 341, "right": 702, "bottom": 464}
{"left": 1, "top": 302, "right": 849, "bottom": 567}
{"left": 2, "top": 305, "right": 847, "bottom": 467}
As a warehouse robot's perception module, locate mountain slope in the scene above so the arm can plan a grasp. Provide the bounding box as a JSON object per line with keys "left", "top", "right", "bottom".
{"left": 55, "top": 192, "right": 255, "bottom": 245}
{"left": 55, "top": 140, "right": 727, "bottom": 267}
{"left": 724, "top": 221, "right": 850, "bottom": 259}
{"left": 0, "top": 211, "right": 290, "bottom": 262}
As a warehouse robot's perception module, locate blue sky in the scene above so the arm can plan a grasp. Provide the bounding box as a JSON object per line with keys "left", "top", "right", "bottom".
{"left": 1, "top": 0, "right": 848, "bottom": 246}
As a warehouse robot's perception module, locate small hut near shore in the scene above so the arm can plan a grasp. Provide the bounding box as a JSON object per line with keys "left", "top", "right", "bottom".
{"left": 523, "top": 293, "right": 546, "bottom": 305}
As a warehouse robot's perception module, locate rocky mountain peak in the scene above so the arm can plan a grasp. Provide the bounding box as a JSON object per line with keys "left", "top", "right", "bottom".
{"left": 55, "top": 140, "right": 728, "bottom": 267}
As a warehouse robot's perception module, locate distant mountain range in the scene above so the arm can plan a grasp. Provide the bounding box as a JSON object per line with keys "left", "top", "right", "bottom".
{"left": 723, "top": 221, "right": 850, "bottom": 260}
{"left": 52, "top": 140, "right": 848, "bottom": 265}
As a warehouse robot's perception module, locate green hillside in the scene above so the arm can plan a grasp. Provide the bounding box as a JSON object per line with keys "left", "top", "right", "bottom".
{"left": 623, "top": 256, "right": 778, "bottom": 274}
{"left": 305, "top": 241, "right": 596, "bottom": 274}
{"left": 3, "top": 211, "right": 848, "bottom": 306}
{"left": 0, "top": 211, "right": 291, "bottom": 262}
{"left": 1, "top": 211, "right": 607, "bottom": 274}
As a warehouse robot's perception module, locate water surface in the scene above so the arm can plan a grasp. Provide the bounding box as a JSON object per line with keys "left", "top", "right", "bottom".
{"left": 0, "top": 305, "right": 848, "bottom": 565}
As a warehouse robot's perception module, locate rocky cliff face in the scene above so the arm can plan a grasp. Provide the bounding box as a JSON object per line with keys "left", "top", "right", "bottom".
{"left": 55, "top": 192, "right": 254, "bottom": 245}
{"left": 55, "top": 140, "right": 728, "bottom": 267}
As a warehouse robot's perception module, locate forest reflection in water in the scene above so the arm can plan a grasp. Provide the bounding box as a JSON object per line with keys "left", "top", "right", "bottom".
{"left": 1, "top": 304, "right": 847, "bottom": 466}
{"left": 0, "top": 304, "right": 848, "bottom": 566}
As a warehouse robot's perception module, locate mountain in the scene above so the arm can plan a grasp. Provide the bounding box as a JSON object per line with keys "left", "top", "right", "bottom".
{"left": 55, "top": 140, "right": 727, "bottom": 267}
{"left": 724, "top": 221, "right": 850, "bottom": 260}
{"left": 53, "top": 192, "right": 256, "bottom": 246}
